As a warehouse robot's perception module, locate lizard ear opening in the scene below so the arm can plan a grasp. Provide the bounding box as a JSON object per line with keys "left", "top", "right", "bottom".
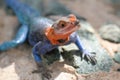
{"left": 52, "top": 23, "right": 56, "bottom": 28}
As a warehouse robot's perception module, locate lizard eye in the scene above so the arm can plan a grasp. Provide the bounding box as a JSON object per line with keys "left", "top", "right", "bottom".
{"left": 58, "top": 21, "right": 67, "bottom": 28}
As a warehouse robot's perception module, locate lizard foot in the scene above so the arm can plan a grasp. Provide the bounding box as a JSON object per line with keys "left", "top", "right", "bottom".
{"left": 32, "top": 62, "right": 52, "bottom": 80}
{"left": 82, "top": 50, "right": 97, "bottom": 65}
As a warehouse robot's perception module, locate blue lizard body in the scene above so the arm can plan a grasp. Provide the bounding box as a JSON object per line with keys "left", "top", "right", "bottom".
{"left": 1, "top": 0, "right": 96, "bottom": 65}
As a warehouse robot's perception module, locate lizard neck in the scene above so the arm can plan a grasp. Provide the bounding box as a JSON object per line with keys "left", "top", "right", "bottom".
{"left": 45, "top": 27, "right": 71, "bottom": 45}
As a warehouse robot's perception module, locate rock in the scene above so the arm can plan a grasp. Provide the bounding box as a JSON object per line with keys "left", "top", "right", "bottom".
{"left": 99, "top": 24, "right": 120, "bottom": 43}
{"left": 84, "top": 70, "right": 120, "bottom": 80}
{"left": 49, "top": 61, "right": 85, "bottom": 80}
{"left": 113, "top": 53, "right": 120, "bottom": 63}
{"left": 118, "top": 46, "right": 120, "bottom": 53}
{"left": 99, "top": 39, "right": 119, "bottom": 57}
{"left": 43, "top": 48, "right": 61, "bottom": 65}
{"left": 61, "top": 21, "right": 113, "bottom": 74}
{"left": 113, "top": 46, "right": 120, "bottom": 63}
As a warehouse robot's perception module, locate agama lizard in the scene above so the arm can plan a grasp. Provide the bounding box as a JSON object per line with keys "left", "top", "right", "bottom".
{"left": 0, "top": 0, "right": 97, "bottom": 79}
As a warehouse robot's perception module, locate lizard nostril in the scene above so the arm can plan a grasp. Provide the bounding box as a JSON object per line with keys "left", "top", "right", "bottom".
{"left": 74, "top": 20, "right": 79, "bottom": 25}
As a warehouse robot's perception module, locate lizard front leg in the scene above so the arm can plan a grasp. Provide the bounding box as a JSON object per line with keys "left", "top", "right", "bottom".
{"left": 74, "top": 34, "right": 97, "bottom": 65}
{"left": 32, "top": 41, "right": 57, "bottom": 79}
{"left": 0, "top": 24, "right": 28, "bottom": 51}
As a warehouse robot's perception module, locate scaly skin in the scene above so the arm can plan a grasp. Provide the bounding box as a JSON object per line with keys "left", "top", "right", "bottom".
{"left": 0, "top": 0, "right": 97, "bottom": 79}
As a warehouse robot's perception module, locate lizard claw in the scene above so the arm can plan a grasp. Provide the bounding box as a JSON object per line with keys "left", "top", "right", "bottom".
{"left": 42, "top": 70, "right": 52, "bottom": 79}
{"left": 32, "top": 62, "right": 52, "bottom": 80}
{"left": 82, "top": 50, "right": 97, "bottom": 65}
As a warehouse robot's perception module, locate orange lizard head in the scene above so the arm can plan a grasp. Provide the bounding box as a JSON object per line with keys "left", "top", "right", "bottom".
{"left": 52, "top": 14, "right": 80, "bottom": 35}
{"left": 45, "top": 14, "right": 80, "bottom": 45}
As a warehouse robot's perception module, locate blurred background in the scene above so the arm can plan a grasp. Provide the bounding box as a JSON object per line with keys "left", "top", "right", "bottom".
{"left": 0, "top": 0, "right": 120, "bottom": 30}
{"left": 59, "top": 0, "right": 120, "bottom": 30}
{"left": 58, "top": 0, "right": 120, "bottom": 30}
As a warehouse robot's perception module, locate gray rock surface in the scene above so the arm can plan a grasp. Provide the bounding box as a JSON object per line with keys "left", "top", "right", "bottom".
{"left": 114, "top": 53, "right": 120, "bottom": 63}
{"left": 99, "top": 24, "right": 120, "bottom": 43}
{"left": 113, "top": 46, "right": 120, "bottom": 63}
